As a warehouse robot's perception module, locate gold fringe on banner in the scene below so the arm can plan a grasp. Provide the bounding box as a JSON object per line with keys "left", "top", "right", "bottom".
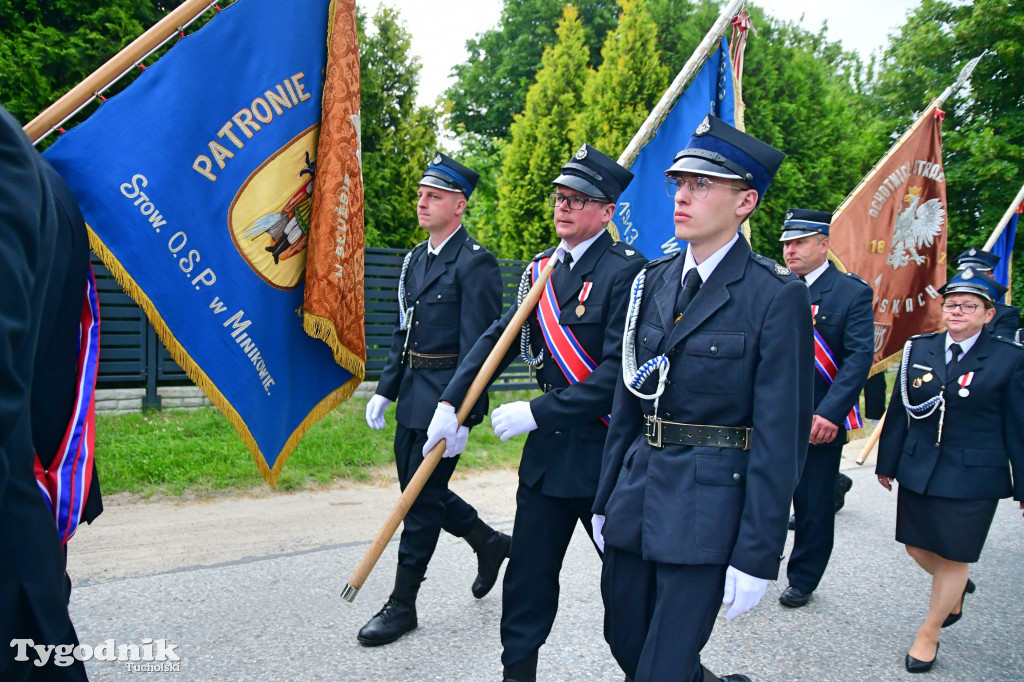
{"left": 88, "top": 226, "right": 358, "bottom": 486}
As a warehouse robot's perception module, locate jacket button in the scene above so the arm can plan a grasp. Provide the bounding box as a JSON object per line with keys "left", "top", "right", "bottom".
{"left": 415, "top": 300, "right": 420, "bottom": 305}
{"left": 437, "top": 294, "right": 442, "bottom": 299}
{"left": 710, "top": 344, "right": 718, "bottom": 354}
{"left": 732, "top": 472, "right": 742, "bottom": 483}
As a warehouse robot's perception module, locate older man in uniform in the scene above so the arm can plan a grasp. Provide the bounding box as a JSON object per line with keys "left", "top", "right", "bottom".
{"left": 358, "top": 154, "right": 507, "bottom": 646}
{"left": 425, "top": 144, "right": 646, "bottom": 681}
{"left": 593, "top": 115, "right": 813, "bottom": 682}
{"left": 777, "top": 209, "right": 874, "bottom": 608}
{"left": 954, "top": 248, "right": 1020, "bottom": 338}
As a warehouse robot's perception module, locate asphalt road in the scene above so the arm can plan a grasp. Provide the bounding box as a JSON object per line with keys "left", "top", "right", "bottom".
{"left": 70, "top": 464, "right": 1024, "bottom": 681}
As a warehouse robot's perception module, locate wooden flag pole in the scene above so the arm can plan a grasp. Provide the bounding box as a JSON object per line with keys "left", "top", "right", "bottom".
{"left": 341, "top": 258, "right": 558, "bottom": 602}
{"left": 855, "top": 413, "right": 885, "bottom": 465}
{"left": 616, "top": 0, "right": 746, "bottom": 169}
{"left": 23, "top": 0, "right": 219, "bottom": 144}
{"left": 831, "top": 53, "right": 985, "bottom": 221}
{"left": 982, "top": 182, "right": 1024, "bottom": 251}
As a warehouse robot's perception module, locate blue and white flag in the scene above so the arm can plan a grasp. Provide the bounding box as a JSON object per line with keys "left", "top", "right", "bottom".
{"left": 45, "top": 0, "right": 362, "bottom": 484}
{"left": 612, "top": 38, "right": 735, "bottom": 258}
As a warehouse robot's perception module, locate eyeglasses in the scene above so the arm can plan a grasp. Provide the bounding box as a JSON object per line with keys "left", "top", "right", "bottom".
{"left": 665, "top": 176, "right": 746, "bottom": 200}
{"left": 547, "top": 193, "right": 607, "bottom": 211}
{"left": 942, "top": 302, "right": 981, "bottom": 313}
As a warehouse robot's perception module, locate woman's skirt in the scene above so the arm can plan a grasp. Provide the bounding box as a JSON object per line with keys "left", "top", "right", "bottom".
{"left": 896, "top": 485, "right": 998, "bottom": 563}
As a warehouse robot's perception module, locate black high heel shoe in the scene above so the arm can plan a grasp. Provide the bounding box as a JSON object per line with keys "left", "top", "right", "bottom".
{"left": 905, "top": 642, "right": 939, "bottom": 673}
{"left": 942, "top": 578, "right": 976, "bottom": 628}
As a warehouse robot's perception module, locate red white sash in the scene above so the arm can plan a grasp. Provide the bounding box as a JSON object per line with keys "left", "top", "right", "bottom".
{"left": 811, "top": 306, "right": 863, "bottom": 431}
{"left": 532, "top": 258, "right": 609, "bottom": 425}
{"left": 34, "top": 264, "right": 100, "bottom": 544}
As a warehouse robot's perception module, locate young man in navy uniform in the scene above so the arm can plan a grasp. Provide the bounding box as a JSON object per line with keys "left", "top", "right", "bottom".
{"left": 953, "top": 248, "right": 1021, "bottom": 338}
{"left": 0, "top": 104, "right": 90, "bottom": 681}
{"left": 358, "top": 154, "right": 507, "bottom": 646}
{"left": 425, "top": 144, "right": 646, "bottom": 681}
{"left": 777, "top": 209, "right": 874, "bottom": 608}
{"left": 593, "top": 115, "right": 814, "bottom": 682}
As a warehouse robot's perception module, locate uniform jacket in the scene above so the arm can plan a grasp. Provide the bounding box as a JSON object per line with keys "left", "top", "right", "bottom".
{"left": 594, "top": 238, "right": 814, "bottom": 579}
{"left": 442, "top": 230, "right": 646, "bottom": 498}
{"left": 876, "top": 331, "right": 1024, "bottom": 501}
{"left": 988, "top": 301, "right": 1021, "bottom": 338}
{"left": 808, "top": 263, "right": 874, "bottom": 448}
{"left": 0, "top": 106, "right": 77, "bottom": 661}
{"left": 377, "top": 226, "right": 501, "bottom": 430}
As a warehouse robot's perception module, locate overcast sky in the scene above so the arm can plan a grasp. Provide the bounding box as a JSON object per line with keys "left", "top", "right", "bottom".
{"left": 356, "top": 0, "right": 924, "bottom": 108}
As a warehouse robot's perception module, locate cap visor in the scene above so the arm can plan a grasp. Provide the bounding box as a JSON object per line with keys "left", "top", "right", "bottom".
{"left": 940, "top": 283, "right": 994, "bottom": 302}
{"left": 779, "top": 229, "right": 821, "bottom": 242}
{"left": 419, "top": 178, "right": 464, "bottom": 194}
{"left": 665, "top": 156, "right": 743, "bottom": 180}
{"left": 552, "top": 174, "right": 607, "bottom": 201}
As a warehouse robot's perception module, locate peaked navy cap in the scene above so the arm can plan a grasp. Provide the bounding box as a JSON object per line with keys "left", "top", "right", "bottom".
{"left": 665, "top": 115, "right": 785, "bottom": 203}
{"left": 954, "top": 247, "right": 999, "bottom": 272}
{"left": 939, "top": 266, "right": 1006, "bottom": 303}
{"left": 779, "top": 208, "right": 833, "bottom": 241}
{"left": 552, "top": 143, "right": 634, "bottom": 203}
{"left": 420, "top": 152, "right": 480, "bottom": 199}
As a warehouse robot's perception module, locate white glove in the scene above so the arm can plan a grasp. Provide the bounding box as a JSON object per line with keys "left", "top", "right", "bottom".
{"left": 365, "top": 394, "right": 391, "bottom": 430}
{"left": 423, "top": 403, "right": 462, "bottom": 459}
{"left": 591, "top": 514, "right": 606, "bottom": 553}
{"left": 452, "top": 425, "right": 470, "bottom": 458}
{"left": 722, "top": 565, "right": 768, "bottom": 620}
{"left": 490, "top": 401, "right": 538, "bottom": 441}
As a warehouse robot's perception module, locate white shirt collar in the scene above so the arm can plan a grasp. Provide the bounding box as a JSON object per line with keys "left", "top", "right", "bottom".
{"left": 557, "top": 230, "right": 604, "bottom": 269}
{"left": 802, "top": 259, "right": 830, "bottom": 287}
{"left": 427, "top": 225, "right": 461, "bottom": 255}
{"left": 945, "top": 329, "right": 982, "bottom": 361}
{"left": 682, "top": 232, "right": 740, "bottom": 285}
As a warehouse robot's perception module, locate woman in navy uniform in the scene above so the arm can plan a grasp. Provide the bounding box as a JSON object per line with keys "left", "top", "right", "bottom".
{"left": 876, "top": 267, "right": 1024, "bottom": 673}
{"left": 357, "top": 154, "right": 507, "bottom": 647}
{"left": 425, "top": 144, "right": 646, "bottom": 682}
{"left": 593, "top": 116, "right": 813, "bottom": 682}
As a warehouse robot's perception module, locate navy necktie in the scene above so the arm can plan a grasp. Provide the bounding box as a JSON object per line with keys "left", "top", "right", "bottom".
{"left": 675, "top": 268, "right": 703, "bottom": 323}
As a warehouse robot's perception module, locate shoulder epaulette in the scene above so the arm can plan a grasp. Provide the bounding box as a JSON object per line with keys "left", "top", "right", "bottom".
{"left": 992, "top": 334, "right": 1024, "bottom": 350}
{"left": 533, "top": 246, "right": 558, "bottom": 262}
{"left": 845, "top": 272, "right": 871, "bottom": 287}
{"left": 461, "top": 233, "right": 488, "bottom": 255}
{"left": 751, "top": 252, "right": 794, "bottom": 279}
{"left": 608, "top": 241, "right": 645, "bottom": 261}
{"left": 643, "top": 251, "right": 680, "bottom": 269}
{"left": 908, "top": 332, "right": 939, "bottom": 340}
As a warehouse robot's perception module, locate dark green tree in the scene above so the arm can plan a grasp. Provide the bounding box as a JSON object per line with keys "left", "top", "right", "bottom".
{"left": 571, "top": 0, "right": 669, "bottom": 156}
{"left": 496, "top": 5, "right": 590, "bottom": 259}
{"left": 358, "top": 6, "right": 438, "bottom": 248}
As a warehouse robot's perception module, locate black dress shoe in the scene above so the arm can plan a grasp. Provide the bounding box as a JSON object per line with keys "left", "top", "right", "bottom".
{"left": 835, "top": 473, "right": 853, "bottom": 512}
{"left": 788, "top": 514, "right": 796, "bottom": 531}
{"left": 905, "top": 642, "right": 938, "bottom": 673}
{"left": 942, "top": 578, "right": 976, "bottom": 628}
{"left": 356, "top": 596, "right": 417, "bottom": 646}
{"left": 464, "top": 520, "right": 512, "bottom": 598}
{"left": 779, "top": 585, "right": 810, "bottom": 607}
{"left": 702, "top": 664, "right": 752, "bottom": 681}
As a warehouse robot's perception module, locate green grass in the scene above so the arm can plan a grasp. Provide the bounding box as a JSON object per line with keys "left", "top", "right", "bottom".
{"left": 95, "top": 390, "right": 540, "bottom": 497}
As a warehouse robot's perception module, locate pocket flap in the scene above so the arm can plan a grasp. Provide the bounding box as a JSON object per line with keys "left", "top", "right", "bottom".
{"left": 686, "top": 332, "right": 744, "bottom": 359}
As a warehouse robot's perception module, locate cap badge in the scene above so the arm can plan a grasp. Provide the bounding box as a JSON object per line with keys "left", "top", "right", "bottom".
{"left": 695, "top": 116, "right": 711, "bottom": 136}
{"left": 785, "top": 211, "right": 794, "bottom": 222}
{"left": 968, "top": 247, "right": 977, "bottom": 256}
{"left": 962, "top": 267, "right": 974, "bottom": 280}
{"left": 574, "top": 144, "right": 588, "bottom": 160}
{"left": 432, "top": 153, "right": 442, "bottom": 165}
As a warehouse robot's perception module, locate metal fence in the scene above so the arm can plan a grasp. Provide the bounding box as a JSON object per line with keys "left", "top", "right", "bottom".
{"left": 93, "top": 247, "right": 532, "bottom": 407}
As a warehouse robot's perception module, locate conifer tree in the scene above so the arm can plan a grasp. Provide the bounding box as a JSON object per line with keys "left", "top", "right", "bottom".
{"left": 496, "top": 6, "right": 590, "bottom": 259}
{"left": 572, "top": 0, "right": 669, "bottom": 157}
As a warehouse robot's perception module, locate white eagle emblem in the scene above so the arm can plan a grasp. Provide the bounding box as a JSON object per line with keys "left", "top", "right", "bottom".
{"left": 432, "top": 153, "right": 443, "bottom": 165}
{"left": 886, "top": 186, "right": 944, "bottom": 270}
{"left": 695, "top": 116, "right": 711, "bottom": 136}
{"left": 575, "top": 144, "right": 588, "bottom": 160}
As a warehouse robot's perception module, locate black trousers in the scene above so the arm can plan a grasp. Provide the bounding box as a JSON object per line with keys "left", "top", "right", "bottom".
{"left": 601, "top": 547, "right": 727, "bottom": 682}
{"left": 500, "top": 481, "right": 598, "bottom": 666}
{"left": 394, "top": 424, "right": 479, "bottom": 576}
{"left": 788, "top": 444, "right": 843, "bottom": 593}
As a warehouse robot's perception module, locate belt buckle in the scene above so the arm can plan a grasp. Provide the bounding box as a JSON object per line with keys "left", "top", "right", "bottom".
{"left": 742, "top": 427, "right": 751, "bottom": 451}
{"left": 645, "top": 415, "right": 662, "bottom": 448}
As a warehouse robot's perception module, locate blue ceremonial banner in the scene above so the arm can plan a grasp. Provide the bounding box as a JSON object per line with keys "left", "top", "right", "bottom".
{"left": 990, "top": 208, "right": 1018, "bottom": 300}
{"left": 612, "top": 38, "right": 735, "bottom": 258}
{"left": 44, "top": 0, "right": 361, "bottom": 484}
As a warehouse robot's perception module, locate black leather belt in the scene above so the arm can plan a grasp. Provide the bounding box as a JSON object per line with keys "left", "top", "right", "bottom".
{"left": 406, "top": 352, "right": 459, "bottom": 370}
{"left": 645, "top": 416, "right": 751, "bottom": 450}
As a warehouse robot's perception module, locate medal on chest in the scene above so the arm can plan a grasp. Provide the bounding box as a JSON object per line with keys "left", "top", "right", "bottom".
{"left": 956, "top": 371, "right": 974, "bottom": 398}
{"left": 576, "top": 281, "right": 592, "bottom": 317}
{"left": 811, "top": 304, "right": 818, "bottom": 326}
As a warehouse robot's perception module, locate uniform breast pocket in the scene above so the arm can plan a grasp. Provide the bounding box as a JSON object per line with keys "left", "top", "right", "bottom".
{"left": 814, "top": 308, "right": 845, "bottom": 329}
{"left": 425, "top": 287, "right": 458, "bottom": 328}
{"left": 559, "top": 303, "right": 604, "bottom": 326}
{"left": 683, "top": 332, "right": 745, "bottom": 395}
